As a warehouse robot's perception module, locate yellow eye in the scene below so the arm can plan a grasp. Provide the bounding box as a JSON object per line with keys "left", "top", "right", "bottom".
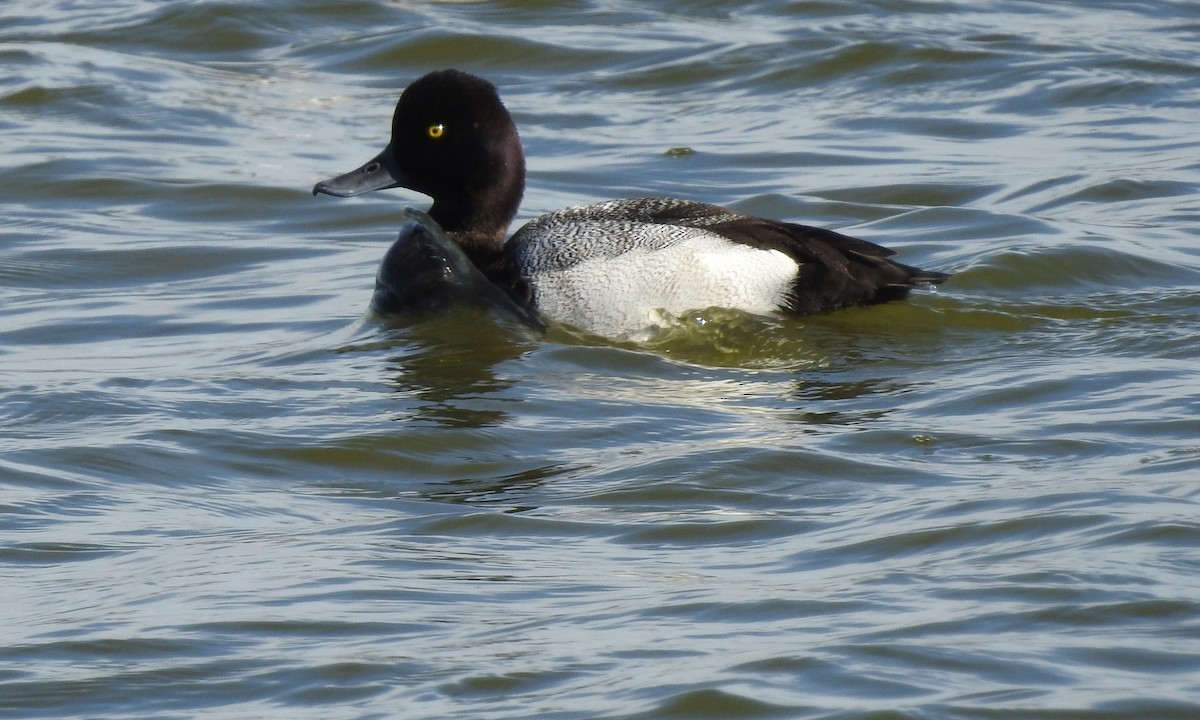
{"left": 427, "top": 123, "right": 445, "bottom": 139}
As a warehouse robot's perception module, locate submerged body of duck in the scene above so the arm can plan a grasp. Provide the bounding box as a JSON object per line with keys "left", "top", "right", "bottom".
{"left": 314, "top": 69, "right": 948, "bottom": 337}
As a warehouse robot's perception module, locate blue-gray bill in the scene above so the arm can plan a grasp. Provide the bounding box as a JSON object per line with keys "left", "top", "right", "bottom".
{"left": 312, "top": 144, "right": 406, "bottom": 198}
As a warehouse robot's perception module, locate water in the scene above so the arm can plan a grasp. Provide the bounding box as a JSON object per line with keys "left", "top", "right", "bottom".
{"left": 3, "top": 1, "right": 1200, "bottom": 718}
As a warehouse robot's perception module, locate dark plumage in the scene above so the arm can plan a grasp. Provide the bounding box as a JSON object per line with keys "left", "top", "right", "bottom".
{"left": 371, "top": 209, "right": 542, "bottom": 328}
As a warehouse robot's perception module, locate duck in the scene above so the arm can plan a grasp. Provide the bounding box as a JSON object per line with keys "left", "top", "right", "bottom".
{"left": 313, "top": 69, "right": 948, "bottom": 337}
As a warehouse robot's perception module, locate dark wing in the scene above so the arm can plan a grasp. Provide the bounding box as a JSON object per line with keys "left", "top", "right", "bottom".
{"left": 595, "top": 198, "right": 949, "bottom": 314}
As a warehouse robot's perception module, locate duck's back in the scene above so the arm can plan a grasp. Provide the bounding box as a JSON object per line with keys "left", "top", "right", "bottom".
{"left": 506, "top": 198, "right": 945, "bottom": 336}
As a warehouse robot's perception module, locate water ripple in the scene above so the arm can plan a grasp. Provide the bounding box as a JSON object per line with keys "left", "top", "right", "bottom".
{"left": 4, "top": 0, "right": 1200, "bottom": 719}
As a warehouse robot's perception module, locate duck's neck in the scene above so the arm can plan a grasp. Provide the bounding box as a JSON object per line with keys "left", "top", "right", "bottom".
{"left": 430, "top": 199, "right": 511, "bottom": 254}
{"left": 426, "top": 199, "right": 514, "bottom": 286}
{"left": 429, "top": 148, "right": 525, "bottom": 273}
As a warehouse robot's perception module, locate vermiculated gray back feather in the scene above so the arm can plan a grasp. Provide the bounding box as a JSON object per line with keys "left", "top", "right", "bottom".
{"left": 509, "top": 197, "right": 946, "bottom": 317}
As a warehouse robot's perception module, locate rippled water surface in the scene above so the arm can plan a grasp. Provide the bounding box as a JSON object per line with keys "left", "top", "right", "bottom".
{"left": 4, "top": 1, "right": 1200, "bottom": 718}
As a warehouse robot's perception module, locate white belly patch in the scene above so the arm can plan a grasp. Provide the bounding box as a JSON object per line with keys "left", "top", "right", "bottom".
{"left": 527, "top": 236, "right": 797, "bottom": 337}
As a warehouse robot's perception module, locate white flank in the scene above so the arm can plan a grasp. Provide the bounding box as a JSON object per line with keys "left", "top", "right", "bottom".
{"left": 529, "top": 235, "right": 797, "bottom": 337}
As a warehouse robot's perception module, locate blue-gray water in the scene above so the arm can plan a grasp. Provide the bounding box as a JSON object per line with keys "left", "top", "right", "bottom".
{"left": 3, "top": 1, "right": 1200, "bottom": 718}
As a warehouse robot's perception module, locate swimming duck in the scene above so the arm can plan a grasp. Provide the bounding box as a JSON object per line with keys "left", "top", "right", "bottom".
{"left": 314, "top": 69, "right": 948, "bottom": 337}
